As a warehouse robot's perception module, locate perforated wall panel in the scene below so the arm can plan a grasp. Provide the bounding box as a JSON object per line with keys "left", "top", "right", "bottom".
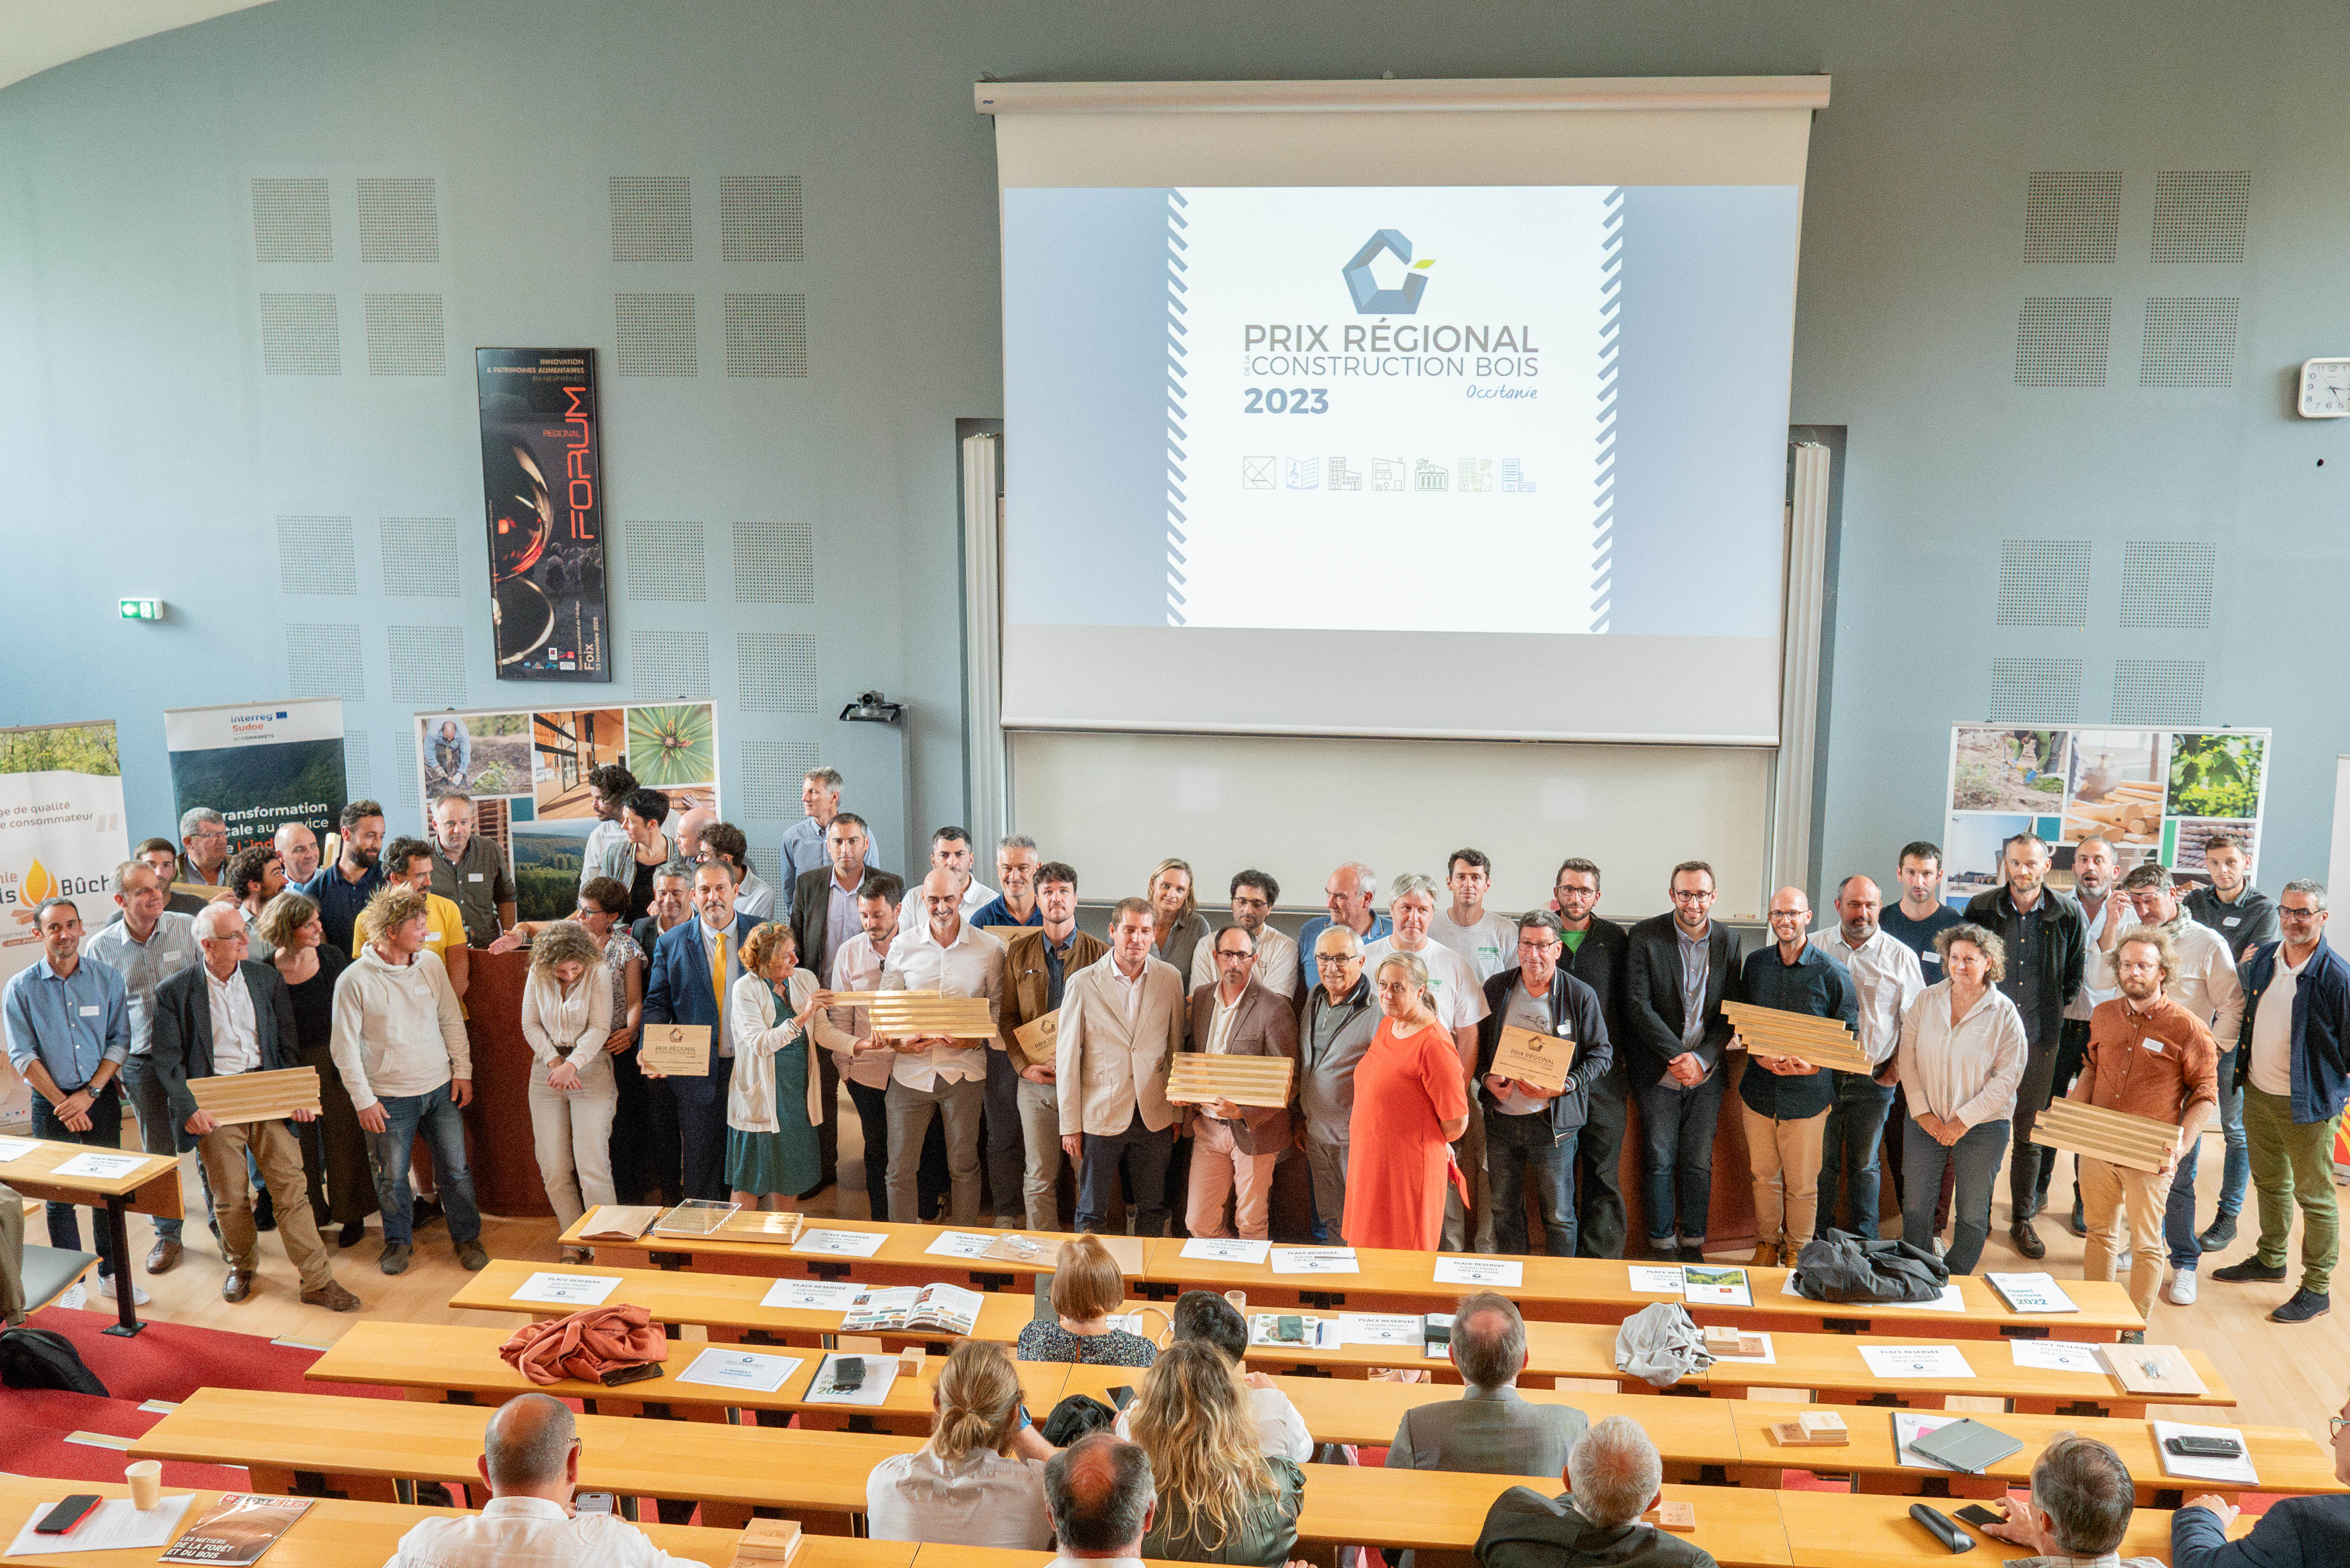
{"left": 631, "top": 630, "right": 712, "bottom": 698}
{"left": 2151, "top": 172, "right": 2250, "bottom": 264}
{"left": 381, "top": 518, "right": 461, "bottom": 596}
{"left": 397, "top": 732, "right": 419, "bottom": 806}
{"left": 341, "top": 731, "right": 372, "bottom": 796}
{"left": 277, "top": 515, "right": 358, "bottom": 595}
{"left": 258, "top": 293, "right": 341, "bottom": 375}
{"left": 737, "top": 632, "right": 818, "bottom": 713}
{"left": 724, "top": 293, "right": 807, "bottom": 376}
{"left": 2015, "top": 298, "right": 2110, "bottom": 387}
{"left": 740, "top": 740, "right": 821, "bottom": 819}
{"left": 251, "top": 178, "right": 332, "bottom": 262}
{"left": 622, "top": 520, "right": 706, "bottom": 600}
{"left": 364, "top": 293, "right": 445, "bottom": 375}
{"left": 357, "top": 178, "right": 439, "bottom": 262}
{"left": 721, "top": 176, "right": 804, "bottom": 262}
{"left": 2118, "top": 541, "right": 2216, "bottom": 628}
{"left": 2140, "top": 298, "right": 2239, "bottom": 387}
{"left": 733, "top": 521, "right": 815, "bottom": 603}
{"left": 610, "top": 176, "right": 692, "bottom": 262}
{"left": 2112, "top": 659, "right": 2205, "bottom": 726}
{"left": 387, "top": 626, "right": 468, "bottom": 706}
{"left": 614, "top": 293, "right": 697, "bottom": 375}
{"left": 1995, "top": 539, "right": 2092, "bottom": 627}
{"left": 286, "top": 624, "right": 364, "bottom": 700}
{"left": 1988, "top": 657, "right": 2082, "bottom": 724}
{"left": 2024, "top": 172, "right": 2120, "bottom": 264}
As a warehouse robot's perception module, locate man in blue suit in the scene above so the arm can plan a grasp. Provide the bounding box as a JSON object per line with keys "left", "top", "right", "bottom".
{"left": 643, "top": 860, "right": 757, "bottom": 1200}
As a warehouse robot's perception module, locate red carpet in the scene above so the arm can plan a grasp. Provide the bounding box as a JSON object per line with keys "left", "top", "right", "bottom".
{"left": 0, "top": 1388, "right": 247, "bottom": 1490}
{"left": 22, "top": 1304, "right": 400, "bottom": 1404}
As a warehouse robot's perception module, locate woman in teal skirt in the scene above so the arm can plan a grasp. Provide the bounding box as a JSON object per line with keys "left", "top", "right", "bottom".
{"left": 725, "top": 922, "right": 825, "bottom": 1207}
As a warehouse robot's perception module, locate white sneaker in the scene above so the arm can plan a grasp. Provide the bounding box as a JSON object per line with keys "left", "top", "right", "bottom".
{"left": 95, "top": 1274, "right": 151, "bottom": 1306}
{"left": 2168, "top": 1266, "right": 2198, "bottom": 1306}
{"left": 57, "top": 1282, "right": 88, "bottom": 1311}
{"left": 1932, "top": 1237, "right": 1946, "bottom": 1258}
{"left": 2113, "top": 1248, "right": 2133, "bottom": 1273}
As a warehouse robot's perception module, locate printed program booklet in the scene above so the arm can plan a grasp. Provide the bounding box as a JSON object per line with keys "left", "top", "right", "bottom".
{"left": 839, "top": 1282, "right": 983, "bottom": 1335}
{"left": 159, "top": 1494, "right": 314, "bottom": 1564}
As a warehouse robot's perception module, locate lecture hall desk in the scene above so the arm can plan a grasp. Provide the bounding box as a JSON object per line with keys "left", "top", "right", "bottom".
{"left": 0, "top": 1134, "right": 181, "bottom": 1337}
{"left": 557, "top": 1206, "right": 2145, "bottom": 1340}
{"left": 452, "top": 1259, "right": 2219, "bottom": 1416}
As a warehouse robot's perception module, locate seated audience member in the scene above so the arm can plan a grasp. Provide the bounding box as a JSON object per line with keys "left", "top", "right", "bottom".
{"left": 1129, "top": 1339, "right": 1305, "bottom": 1565}
{"left": 384, "top": 1393, "right": 698, "bottom": 1567}
{"left": 2172, "top": 1383, "right": 2350, "bottom": 1567}
{"left": 1116, "top": 1290, "right": 1312, "bottom": 1461}
{"left": 1979, "top": 1433, "right": 2157, "bottom": 1568}
{"left": 867, "top": 1339, "right": 1056, "bottom": 1548}
{"left": 1386, "top": 1293, "right": 1586, "bottom": 1477}
{"left": 1475, "top": 1415, "right": 1715, "bottom": 1568}
{"left": 1, "top": 1181, "right": 25, "bottom": 1324}
{"left": 1045, "top": 1433, "right": 1159, "bottom": 1567}
{"left": 1016, "top": 1233, "right": 1157, "bottom": 1367}
{"left": 519, "top": 922, "right": 617, "bottom": 1258}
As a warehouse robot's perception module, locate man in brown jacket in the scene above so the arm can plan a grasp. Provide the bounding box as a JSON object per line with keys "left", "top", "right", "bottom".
{"left": 2070, "top": 924, "right": 2217, "bottom": 1325}
{"left": 997, "top": 861, "right": 1103, "bottom": 1231}
{"left": 1183, "top": 926, "right": 1302, "bottom": 1240}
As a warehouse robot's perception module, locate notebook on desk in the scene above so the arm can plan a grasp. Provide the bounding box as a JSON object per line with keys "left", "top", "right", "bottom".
{"left": 1905, "top": 1417, "right": 2024, "bottom": 1474}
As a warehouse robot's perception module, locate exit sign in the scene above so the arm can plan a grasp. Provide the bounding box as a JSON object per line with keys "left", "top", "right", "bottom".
{"left": 119, "top": 598, "right": 161, "bottom": 620}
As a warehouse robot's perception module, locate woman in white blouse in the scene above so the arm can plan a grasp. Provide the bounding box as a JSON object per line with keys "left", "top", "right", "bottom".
{"left": 518, "top": 921, "right": 617, "bottom": 1261}
{"left": 866, "top": 1339, "right": 1056, "bottom": 1548}
{"left": 1894, "top": 924, "right": 2028, "bottom": 1273}
{"left": 725, "top": 922, "right": 824, "bottom": 1209}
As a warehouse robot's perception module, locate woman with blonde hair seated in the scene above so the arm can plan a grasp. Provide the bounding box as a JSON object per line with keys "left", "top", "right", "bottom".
{"left": 1128, "top": 1338, "right": 1305, "bottom": 1564}
{"left": 865, "top": 1339, "right": 1056, "bottom": 1547}
{"left": 1014, "top": 1233, "right": 1157, "bottom": 1367}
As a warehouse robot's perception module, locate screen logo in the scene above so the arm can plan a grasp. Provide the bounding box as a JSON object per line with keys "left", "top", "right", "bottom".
{"left": 1342, "top": 229, "right": 1433, "bottom": 315}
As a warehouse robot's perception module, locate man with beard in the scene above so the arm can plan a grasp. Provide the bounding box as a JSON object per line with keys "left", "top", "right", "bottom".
{"left": 578, "top": 764, "right": 640, "bottom": 891}
{"left": 1551, "top": 858, "right": 1632, "bottom": 1258}
{"left": 1190, "top": 870, "right": 1299, "bottom": 1001}
{"left": 2180, "top": 832, "right": 2276, "bottom": 1253}
{"left": 301, "top": 800, "right": 387, "bottom": 954}
{"left": 1811, "top": 875, "right": 1924, "bottom": 1238}
{"left": 2037, "top": 835, "right": 2123, "bottom": 1237}
{"left": 2067, "top": 924, "right": 2216, "bottom": 1329}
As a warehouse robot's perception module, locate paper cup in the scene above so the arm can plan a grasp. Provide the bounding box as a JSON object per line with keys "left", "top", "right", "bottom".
{"left": 1224, "top": 1289, "right": 1246, "bottom": 1314}
{"left": 126, "top": 1460, "right": 162, "bottom": 1510}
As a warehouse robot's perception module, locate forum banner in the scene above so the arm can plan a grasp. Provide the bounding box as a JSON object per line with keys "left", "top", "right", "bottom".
{"left": 477, "top": 347, "right": 611, "bottom": 681}
{"left": 163, "top": 699, "right": 348, "bottom": 861}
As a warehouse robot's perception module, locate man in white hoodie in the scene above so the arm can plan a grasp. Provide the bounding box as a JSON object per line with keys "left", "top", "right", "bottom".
{"left": 331, "top": 883, "right": 486, "bottom": 1276}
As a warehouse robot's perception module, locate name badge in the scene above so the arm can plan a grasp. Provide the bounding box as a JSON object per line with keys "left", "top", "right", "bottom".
{"left": 2222, "top": 916, "right": 2241, "bottom": 927}
{"left": 79, "top": 1005, "right": 101, "bottom": 1016}
{"left": 1921, "top": 951, "right": 1942, "bottom": 965}
{"left": 469, "top": 872, "right": 485, "bottom": 882}
{"left": 1555, "top": 1023, "right": 1574, "bottom": 1039}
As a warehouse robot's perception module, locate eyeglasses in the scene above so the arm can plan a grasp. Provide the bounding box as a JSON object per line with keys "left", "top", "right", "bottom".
{"left": 2281, "top": 908, "right": 2324, "bottom": 921}
{"left": 1670, "top": 891, "right": 1714, "bottom": 903}
{"left": 1516, "top": 939, "right": 1560, "bottom": 952}
{"left": 1314, "top": 954, "right": 1360, "bottom": 966}
{"left": 2330, "top": 1415, "right": 2347, "bottom": 1438}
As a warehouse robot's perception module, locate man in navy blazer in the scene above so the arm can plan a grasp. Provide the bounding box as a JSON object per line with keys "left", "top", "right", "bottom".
{"left": 152, "top": 904, "right": 359, "bottom": 1309}
{"left": 643, "top": 859, "right": 758, "bottom": 1200}
{"left": 2173, "top": 1383, "right": 2350, "bottom": 1566}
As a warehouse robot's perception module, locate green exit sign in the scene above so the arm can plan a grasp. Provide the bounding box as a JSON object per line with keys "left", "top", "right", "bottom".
{"left": 119, "top": 598, "right": 161, "bottom": 620}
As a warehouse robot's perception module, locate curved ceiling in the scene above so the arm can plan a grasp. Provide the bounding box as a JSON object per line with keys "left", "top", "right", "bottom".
{"left": 0, "top": 2, "right": 278, "bottom": 95}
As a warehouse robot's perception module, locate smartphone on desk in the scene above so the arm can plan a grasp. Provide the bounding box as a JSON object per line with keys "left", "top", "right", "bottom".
{"left": 2165, "top": 1435, "right": 2244, "bottom": 1459}
{"left": 1953, "top": 1504, "right": 2005, "bottom": 1531}
{"left": 35, "top": 1496, "right": 102, "bottom": 1535}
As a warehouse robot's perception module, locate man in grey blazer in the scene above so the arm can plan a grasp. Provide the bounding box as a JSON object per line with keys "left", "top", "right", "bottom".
{"left": 1057, "top": 897, "right": 1187, "bottom": 1236}
{"left": 1386, "top": 1293, "right": 1587, "bottom": 1477}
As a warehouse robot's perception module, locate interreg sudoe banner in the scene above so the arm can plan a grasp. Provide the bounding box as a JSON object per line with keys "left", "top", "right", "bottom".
{"left": 163, "top": 699, "right": 348, "bottom": 860}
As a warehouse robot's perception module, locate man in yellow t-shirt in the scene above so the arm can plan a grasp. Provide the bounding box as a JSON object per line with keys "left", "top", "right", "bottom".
{"left": 362, "top": 836, "right": 472, "bottom": 1003}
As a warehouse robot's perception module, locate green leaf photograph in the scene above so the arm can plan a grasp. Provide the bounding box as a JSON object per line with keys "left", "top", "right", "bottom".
{"left": 2166, "top": 732, "right": 2264, "bottom": 821}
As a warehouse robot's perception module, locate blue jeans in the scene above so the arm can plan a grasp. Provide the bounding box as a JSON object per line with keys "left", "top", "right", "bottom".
{"left": 1821, "top": 1072, "right": 1896, "bottom": 1238}
{"left": 2210, "top": 1048, "right": 2250, "bottom": 1220}
{"left": 1486, "top": 1111, "right": 1578, "bottom": 1256}
{"left": 32, "top": 1090, "right": 122, "bottom": 1279}
{"left": 365, "top": 1083, "right": 481, "bottom": 1246}
{"left": 1636, "top": 1072, "right": 1723, "bottom": 1247}
{"left": 2164, "top": 1140, "right": 2207, "bottom": 1269}
{"left": 1900, "top": 1117, "right": 2009, "bottom": 1274}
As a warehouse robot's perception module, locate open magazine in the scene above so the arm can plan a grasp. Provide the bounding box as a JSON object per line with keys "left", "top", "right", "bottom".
{"left": 839, "top": 1281, "right": 983, "bottom": 1335}
{"left": 160, "top": 1494, "right": 314, "bottom": 1564}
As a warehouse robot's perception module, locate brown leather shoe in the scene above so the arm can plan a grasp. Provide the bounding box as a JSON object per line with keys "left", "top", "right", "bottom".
{"left": 146, "top": 1238, "right": 183, "bottom": 1275}
{"left": 221, "top": 1268, "right": 256, "bottom": 1303}
{"left": 1749, "top": 1242, "right": 1780, "bottom": 1268}
{"left": 301, "top": 1280, "right": 362, "bottom": 1312}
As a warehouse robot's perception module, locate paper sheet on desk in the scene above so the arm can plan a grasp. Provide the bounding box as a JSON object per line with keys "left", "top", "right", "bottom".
{"left": 2152, "top": 1422, "right": 2258, "bottom": 1485}
{"left": 1339, "top": 1313, "right": 1421, "bottom": 1348}
{"left": 1182, "top": 1237, "right": 1271, "bottom": 1264}
{"left": 0, "top": 1136, "right": 37, "bottom": 1163}
{"left": 510, "top": 1271, "right": 620, "bottom": 1307}
{"left": 1627, "top": 1265, "right": 1684, "bottom": 1292}
{"left": 2010, "top": 1339, "right": 2108, "bottom": 1374}
{"left": 792, "top": 1228, "right": 888, "bottom": 1258}
{"left": 676, "top": 1347, "right": 804, "bottom": 1394}
{"left": 1433, "top": 1256, "right": 1521, "bottom": 1287}
{"left": 51, "top": 1152, "right": 148, "bottom": 1180}
{"left": 761, "top": 1278, "right": 863, "bottom": 1311}
{"left": 6, "top": 1495, "right": 193, "bottom": 1556}
{"left": 806, "top": 1352, "right": 899, "bottom": 1406}
{"left": 923, "top": 1231, "right": 999, "bottom": 1259}
{"left": 1859, "top": 1345, "right": 1974, "bottom": 1379}
{"left": 1268, "top": 1247, "right": 1357, "bottom": 1274}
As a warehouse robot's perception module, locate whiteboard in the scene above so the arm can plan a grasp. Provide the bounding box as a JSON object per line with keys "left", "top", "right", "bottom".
{"left": 1008, "top": 731, "right": 1773, "bottom": 923}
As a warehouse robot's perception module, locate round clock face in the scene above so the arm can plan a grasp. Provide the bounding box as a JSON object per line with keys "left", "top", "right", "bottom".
{"left": 2301, "top": 358, "right": 2350, "bottom": 417}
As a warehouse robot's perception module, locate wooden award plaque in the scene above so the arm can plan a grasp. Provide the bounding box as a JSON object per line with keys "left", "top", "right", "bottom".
{"left": 1721, "top": 1000, "right": 1876, "bottom": 1075}
{"left": 1490, "top": 1024, "right": 1573, "bottom": 1092}
{"left": 640, "top": 1024, "right": 712, "bottom": 1076}
{"left": 1166, "top": 1052, "right": 1293, "bottom": 1108}
{"left": 2030, "top": 1098, "right": 2179, "bottom": 1174}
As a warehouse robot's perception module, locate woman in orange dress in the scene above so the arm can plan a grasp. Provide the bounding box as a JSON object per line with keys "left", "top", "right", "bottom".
{"left": 1343, "top": 951, "right": 1471, "bottom": 1251}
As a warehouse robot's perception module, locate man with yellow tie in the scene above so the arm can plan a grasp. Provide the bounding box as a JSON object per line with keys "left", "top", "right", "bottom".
{"left": 642, "top": 860, "right": 757, "bottom": 1200}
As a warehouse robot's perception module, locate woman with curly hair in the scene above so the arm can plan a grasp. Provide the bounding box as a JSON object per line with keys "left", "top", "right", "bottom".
{"left": 520, "top": 921, "right": 616, "bottom": 1261}
{"left": 1128, "top": 1339, "right": 1305, "bottom": 1564}
{"left": 866, "top": 1339, "right": 1055, "bottom": 1547}
{"left": 726, "top": 921, "right": 823, "bottom": 1208}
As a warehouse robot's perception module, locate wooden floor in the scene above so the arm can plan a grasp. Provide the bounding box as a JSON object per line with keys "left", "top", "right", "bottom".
{"left": 77, "top": 1119, "right": 2349, "bottom": 1443}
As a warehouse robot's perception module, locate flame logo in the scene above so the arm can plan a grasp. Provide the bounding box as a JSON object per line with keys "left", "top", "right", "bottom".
{"left": 21, "top": 859, "right": 57, "bottom": 905}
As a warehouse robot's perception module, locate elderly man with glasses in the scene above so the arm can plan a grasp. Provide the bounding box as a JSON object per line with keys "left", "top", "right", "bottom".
{"left": 1299, "top": 927, "right": 1379, "bottom": 1242}
{"left": 1474, "top": 913, "right": 1614, "bottom": 1255}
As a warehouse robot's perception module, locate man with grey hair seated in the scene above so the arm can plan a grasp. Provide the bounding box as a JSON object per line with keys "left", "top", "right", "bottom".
{"left": 1043, "top": 1432, "right": 1159, "bottom": 1567}
{"left": 383, "top": 1393, "right": 699, "bottom": 1566}
{"left": 1386, "top": 1292, "right": 1587, "bottom": 1478}
{"left": 1475, "top": 1414, "right": 1716, "bottom": 1568}
{"left": 1981, "top": 1432, "right": 2159, "bottom": 1568}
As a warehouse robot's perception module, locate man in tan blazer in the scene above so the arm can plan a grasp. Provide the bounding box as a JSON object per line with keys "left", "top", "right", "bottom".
{"left": 998, "top": 861, "right": 1106, "bottom": 1231}
{"left": 1184, "top": 925, "right": 1301, "bottom": 1240}
{"left": 1057, "top": 897, "right": 1187, "bottom": 1236}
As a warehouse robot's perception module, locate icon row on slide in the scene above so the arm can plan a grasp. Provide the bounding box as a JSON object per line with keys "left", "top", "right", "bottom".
{"left": 1240, "top": 456, "right": 1537, "bottom": 493}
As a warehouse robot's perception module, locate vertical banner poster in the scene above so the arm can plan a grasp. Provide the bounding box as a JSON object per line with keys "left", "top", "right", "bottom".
{"left": 1942, "top": 725, "right": 2270, "bottom": 908}
{"left": 476, "top": 347, "right": 610, "bottom": 681}
{"left": 416, "top": 700, "right": 719, "bottom": 922}
{"left": 1, "top": 721, "right": 131, "bottom": 1128}
{"left": 163, "top": 700, "right": 348, "bottom": 861}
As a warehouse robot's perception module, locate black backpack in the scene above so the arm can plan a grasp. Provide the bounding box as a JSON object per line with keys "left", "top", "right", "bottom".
{"left": 1789, "top": 1228, "right": 1950, "bottom": 1305}
{"left": 0, "top": 1326, "right": 108, "bottom": 1395}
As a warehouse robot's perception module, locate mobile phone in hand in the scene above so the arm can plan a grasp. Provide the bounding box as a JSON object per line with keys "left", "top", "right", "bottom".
{"left": 1953, "top": 1504, "right": 2005, "bottom": 1530}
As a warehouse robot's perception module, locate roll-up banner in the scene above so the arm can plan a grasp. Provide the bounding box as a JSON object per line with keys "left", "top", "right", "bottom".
{"left": 477, "top": 347, "right": 610, "bottom": 681}
{"left": 162, "top": 699, "right": 349, "bottom": 863}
